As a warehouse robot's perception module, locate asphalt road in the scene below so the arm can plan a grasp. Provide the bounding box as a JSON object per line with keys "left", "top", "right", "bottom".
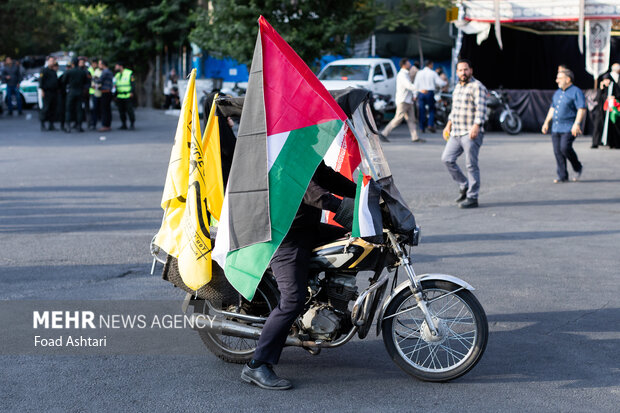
{"left": 1, "top": 109, "right": 619, "bottom": 412}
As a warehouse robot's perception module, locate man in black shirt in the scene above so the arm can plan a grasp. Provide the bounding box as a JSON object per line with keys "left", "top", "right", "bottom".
{"left": 39, "top": 56, "right": 59, "bottom": 131}
{"left": 62, "top": 57, "right": 90, "bottom": 132}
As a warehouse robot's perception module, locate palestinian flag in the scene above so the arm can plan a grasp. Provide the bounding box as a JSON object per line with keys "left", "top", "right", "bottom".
{"left": 352, "top": 174, "right": 383, "bottom": 244}
{"left": 604, "top": 96, "right": 620, "bottom": 123}
{"left": 212, "top": 16, "right": 348, "bottom": 300}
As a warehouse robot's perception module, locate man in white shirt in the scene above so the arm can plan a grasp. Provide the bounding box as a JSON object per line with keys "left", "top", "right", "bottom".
{"left": 381, "top": 58, "right": 425, "bottom": 143}
{"left": 413, "top": 61, "right": 447, "bottom": 133}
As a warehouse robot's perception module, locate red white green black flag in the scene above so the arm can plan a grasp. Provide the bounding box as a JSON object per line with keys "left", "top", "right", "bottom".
{"left": 212, "top": 16, "right": 348, "bottom": 300}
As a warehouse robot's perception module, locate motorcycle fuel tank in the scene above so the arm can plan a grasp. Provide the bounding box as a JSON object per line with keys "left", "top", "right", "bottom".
{"left": 309, "top": 237, "right": 381, "bottom": 271}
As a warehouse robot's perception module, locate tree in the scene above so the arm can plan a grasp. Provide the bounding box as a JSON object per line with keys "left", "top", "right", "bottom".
{"left": 0, "top": 0, "right": 76, "bottom": 57}
{"left": 190, "top": 0, "right": 377, "bottom": 68}
{"left": 378, "top": 0, "right": 454, "bottom": 63}
{"left": 65, "top": 0, "right": 196, "bottom": 107}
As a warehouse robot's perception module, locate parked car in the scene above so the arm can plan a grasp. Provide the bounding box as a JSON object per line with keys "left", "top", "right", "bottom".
{"left": 318, "top": 58, "right": 398, "bottom": 126}
{"left": 318, "top": 58, "right": 397, "bottom": 102}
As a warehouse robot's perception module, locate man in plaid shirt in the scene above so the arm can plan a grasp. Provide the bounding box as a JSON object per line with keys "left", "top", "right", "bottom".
{"left": 441, "top": 59, "right": 488, "bottom": 209}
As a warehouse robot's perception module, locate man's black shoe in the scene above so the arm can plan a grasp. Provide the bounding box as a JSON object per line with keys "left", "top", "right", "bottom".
{"left": 41, "top": 122, "right": 46, "bottom": 131}
{"left": 77, "top": 127, "right": 85, "bottom": 132}
{"left": 48, "top": 123, "right": 57, "bottom": 131}
{"left": 241, "top": 364, "right": 292, "bottom": 390}
{"left": 64, "top": 126, "right": 71, "bottom": 133}
{"left": 129, "top": 123, "right": 135, "bottom": 130}
{"left": 428, "top": 126, "right": 436, "bottom": 133}
{"left": 455, "top": 187, "right": 468, "bottom": 203}
{"left": 459, "top": 198, "right": 478, "bottom": 209}
{"left": 119, "top": 125, "right": 128, "bottom": 130}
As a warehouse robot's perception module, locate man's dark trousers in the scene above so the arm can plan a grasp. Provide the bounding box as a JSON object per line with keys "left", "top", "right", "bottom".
{"left": 552, "top": 132, "right": 582, "bottom": 181}
{"left": 100, "top": 92, "right": 112, "bottom": 127}
{"left": 116, "top": 98, "right": 135, "bottom": 127}
{"left": 418, "top": 90, "right": 435, "bottom": 130}
{"left": 252, "top": 246, "right": 310, "bottom": 365}
{"left": 40, "top": 91, "right": 57, "bottom": 124}
{"left": 90, "top": 95, "right": 101, "bottom": 128}
{"left": 65, "top": 92, "right": 83, "bottom": 126}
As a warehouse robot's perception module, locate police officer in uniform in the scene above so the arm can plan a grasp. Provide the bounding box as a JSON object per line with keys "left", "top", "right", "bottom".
{"left": 39, "top": 56, "right": 59, "bottom": 131}
{"left": 88, "top": 58, "right": 102, "bottom": 130}
{"left": 114, "top": 63, "right": 136, "bottom": 130}
{"left": 63, "top": 57, "right": 90, "bottom": 132}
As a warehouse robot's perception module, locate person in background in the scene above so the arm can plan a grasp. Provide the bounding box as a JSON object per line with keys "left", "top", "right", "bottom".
{"left": 62, "top": 57, "right": 90, "bottom": 132}
{"left": 413, "top": 61, "right": 447, "bottom": 133}
{"left": 1, "top": 56, "right": 23, "bottom": 116}
{"left": 541, "top": 69, "right": 586, "bottom": 183}
{"left": 380, "top": 58, "right": 425, "bottom": 143}
{"left": 54, "top": 62, "right": 66, "bottom": 130}
{"left": 88, "top": 58, "right": 102, "bottom": 130}
{"left": 441, "top": 59, "right": 487, "bottom": 209}
{"left": 436, "top": 67, "right": 450, "bottom": 93}
{"left": 97, "top": 60, "right": 114, "bottom": 132}
{"left": 39, "top": 56, "right": 59, "bottom": 131}
{"left": 595, "top": 63, "right": 620, "bottom": 149}
{"left": 163, "top": 68, "right": 180, "bottom": 109}
{"left": 409, "top": 61, "right": 420, "bottom": 83}
{"left": 114, "top": 62, "right": 136, "bottom": 130}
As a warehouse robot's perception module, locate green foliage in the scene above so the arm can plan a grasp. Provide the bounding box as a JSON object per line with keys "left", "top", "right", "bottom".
{"left": 378, "top": 0, "right": 454, "bottom": 32}
{"left": 190, "top": 0, "right": 377, "bottom": 67}
{"left": 0, "top": 0, "right": 76, "bottom": 57}
{"left": 65, "top": 0, "right": 196, "bottom": 73}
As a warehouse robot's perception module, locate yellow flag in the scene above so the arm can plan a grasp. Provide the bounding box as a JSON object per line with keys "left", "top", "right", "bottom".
{"left": 202, "top": 93, "right": 224, "bottom": 220}
{"left": 154, "top": 69, "right": 212, "bottom": 289}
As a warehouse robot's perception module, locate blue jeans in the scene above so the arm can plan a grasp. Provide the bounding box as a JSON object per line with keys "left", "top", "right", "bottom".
{"left": 418, "top": 91, "right": 435, "bottom": 130}
{"left": 551, "top": 132, "right": 582, "bottom": 181}
{"left": 6, "top": 85, "right": 22, "bottom": 114}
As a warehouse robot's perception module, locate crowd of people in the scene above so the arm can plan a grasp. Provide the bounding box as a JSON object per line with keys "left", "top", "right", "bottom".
{"left": 1, "top": 55, "right": 136, "bottom": 132}
{"left": 380, "top": 58, "right": 449, "bottom": 143}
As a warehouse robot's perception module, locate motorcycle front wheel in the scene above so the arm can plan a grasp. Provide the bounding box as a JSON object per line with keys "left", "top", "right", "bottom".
{"left": 382, "top": 280, "right": 488, "bottom": 382}
{"left": 500, "top": 112, "right": 522, "bottom": 135}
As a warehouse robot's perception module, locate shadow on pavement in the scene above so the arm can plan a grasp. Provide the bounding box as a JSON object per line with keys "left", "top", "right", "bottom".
{"left": 423, "top": 229, "right": 620, "bottom": 244}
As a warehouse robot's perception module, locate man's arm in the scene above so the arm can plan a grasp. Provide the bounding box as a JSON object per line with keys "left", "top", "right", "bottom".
{"left": 571, "top": 108, "right": 586, "bottom": 137}
{"left": 313, "top": 161, "right": 357, "bottom": 198}
{"left": 571, "top": 89, "right": 587, "bottom": 137}
{"left": 541, "top": 107, "right": 554, "bottom": 134}
{"left": 470, "top": 83, "right": 487, "bottom": 139}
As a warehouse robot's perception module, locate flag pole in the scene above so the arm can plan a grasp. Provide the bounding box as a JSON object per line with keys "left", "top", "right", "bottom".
{"left": 345, "top": 119, "right": 379, "bottom": 180}
{"left": 150, "top": 201, "right": 170, "bottom": 275}
{"left": 601, "top": 85, "right": 613, "bottom": 146}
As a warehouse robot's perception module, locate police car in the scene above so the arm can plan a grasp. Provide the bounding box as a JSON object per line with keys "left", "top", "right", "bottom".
{"left": 1, "top": 74, "right": 40, "bottom": 109}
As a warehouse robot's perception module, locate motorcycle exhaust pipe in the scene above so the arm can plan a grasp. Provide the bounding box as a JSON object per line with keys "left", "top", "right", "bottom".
{"left": 188, "top": 314, "right": 303, "bottom": 347}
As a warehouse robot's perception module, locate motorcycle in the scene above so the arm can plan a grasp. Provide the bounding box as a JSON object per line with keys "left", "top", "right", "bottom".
{"left": 153, "top": 89, "right": 488, "bottom": 382}
{"left": 487, "top": 89, "right": 522, "bottom": 135}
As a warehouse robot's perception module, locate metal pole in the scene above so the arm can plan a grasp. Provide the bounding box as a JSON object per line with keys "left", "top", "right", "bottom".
{"left": 601, "top": 85, "right": 612, "bottom": 146}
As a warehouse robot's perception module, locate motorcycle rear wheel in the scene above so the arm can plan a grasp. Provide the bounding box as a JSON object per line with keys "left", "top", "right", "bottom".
{"left": 382, "top": 280, "right": 488, "bottom": 382}
{"left": 197, "top": 277, "right": 279, "bottom": 364}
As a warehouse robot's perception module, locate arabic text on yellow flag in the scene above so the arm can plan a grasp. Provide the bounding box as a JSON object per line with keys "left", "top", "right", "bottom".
{"left": 202, "top": 93, "right": 224, "bottom": 221}
{"left": 154, "top": 69, "right": 212, "bottom": 289}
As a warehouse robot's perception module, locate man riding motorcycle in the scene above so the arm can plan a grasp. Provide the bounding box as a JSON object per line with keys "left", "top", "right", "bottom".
{"left": 241, "top": 161, "right": 356, "bottom": 390}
